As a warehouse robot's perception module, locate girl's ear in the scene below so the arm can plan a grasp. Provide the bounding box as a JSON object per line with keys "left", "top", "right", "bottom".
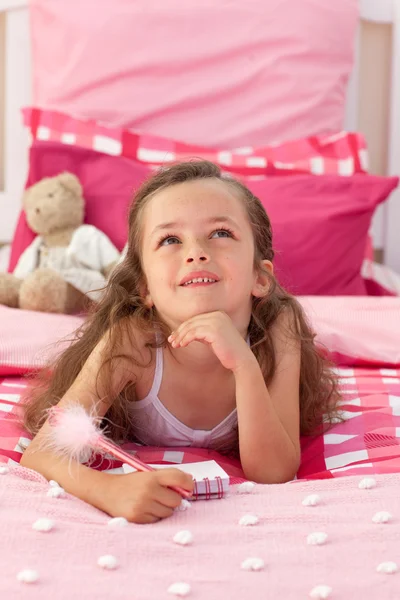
{"left": 252, "top": 260, "right": 274, "bottom": 298}
{"left": 139, "top": 280, "right": 154, "bottom": 308}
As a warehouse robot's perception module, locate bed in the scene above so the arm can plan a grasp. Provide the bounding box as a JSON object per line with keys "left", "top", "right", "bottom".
{"left": 1, "top": 1, "right": 400, "bottom": 599}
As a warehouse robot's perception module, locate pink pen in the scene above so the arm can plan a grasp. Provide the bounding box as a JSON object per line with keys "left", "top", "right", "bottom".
{"left": 47, "top": 405, "right": 192, "bottom": 499}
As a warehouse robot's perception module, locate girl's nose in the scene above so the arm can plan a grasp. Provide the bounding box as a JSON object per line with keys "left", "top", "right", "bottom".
{"left": 187, "top": 255, "right": 208, "bottom": 263}
{"left": 186, "top": 245, "right": 210, "bottom": 263}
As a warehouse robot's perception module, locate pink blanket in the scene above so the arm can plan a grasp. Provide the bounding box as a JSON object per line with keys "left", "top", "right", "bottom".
{"left": 1, "top": 465, "right": 399, "bottom": 599}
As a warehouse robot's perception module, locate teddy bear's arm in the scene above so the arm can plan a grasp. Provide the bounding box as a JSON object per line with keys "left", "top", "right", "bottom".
{"left": 13, "top": 237, "right": 42, "bottom": 279}
{"left": 71, "top": 225, "right": 121, "bottom": 273}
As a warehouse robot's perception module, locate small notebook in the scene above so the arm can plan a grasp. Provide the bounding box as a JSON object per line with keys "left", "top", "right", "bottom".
{"left": 122, "top": 460, "right": 229, "bottom": 500}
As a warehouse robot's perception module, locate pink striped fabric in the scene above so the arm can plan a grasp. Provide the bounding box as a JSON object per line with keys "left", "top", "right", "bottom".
{"left": 22, "top": 108, "right": 368, "bottom": 177}
{"left": 2, "top": 368, "right": 400, "bottom": 481}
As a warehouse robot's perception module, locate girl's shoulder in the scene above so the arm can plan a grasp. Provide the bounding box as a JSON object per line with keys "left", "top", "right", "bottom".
{"left": 92, "top": 317, "right": 157, "bottom": 386}
{"left": 107, "top": 316, "right": 157, "bottom": 359}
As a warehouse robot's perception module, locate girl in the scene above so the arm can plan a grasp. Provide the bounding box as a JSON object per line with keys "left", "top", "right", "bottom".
{"left": 20, "top": 160, "right": 340, "bottom": 524}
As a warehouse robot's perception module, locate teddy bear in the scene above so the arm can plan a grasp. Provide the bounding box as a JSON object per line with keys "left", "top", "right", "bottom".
{"left": 0, "top": 172, "right": 121, "bottom": 314}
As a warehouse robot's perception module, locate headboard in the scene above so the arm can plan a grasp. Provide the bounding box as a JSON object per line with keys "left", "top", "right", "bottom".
{"left": 0, "top": 0, "right": 399, "bottom": 272}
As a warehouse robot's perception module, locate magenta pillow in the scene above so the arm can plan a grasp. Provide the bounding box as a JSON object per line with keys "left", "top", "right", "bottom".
{"left": 244, "top": 174, "right": 398, "bottom": 295}
{"left": 9, "top": 142, "right": 398, "bottom": 296}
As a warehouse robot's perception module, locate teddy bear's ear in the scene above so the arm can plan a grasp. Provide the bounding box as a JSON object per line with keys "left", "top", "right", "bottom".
{"left": 57, "top": 172, "right": 83, "bottom": 197}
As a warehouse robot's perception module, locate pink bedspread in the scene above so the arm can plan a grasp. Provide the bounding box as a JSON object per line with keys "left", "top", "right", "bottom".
{"left": 0, "top": 465, "right": 399, "bottom": 599}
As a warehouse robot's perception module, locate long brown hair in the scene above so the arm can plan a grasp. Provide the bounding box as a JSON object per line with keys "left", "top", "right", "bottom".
{"left": 22, "top": 160, "right": 340, "bottom": 442}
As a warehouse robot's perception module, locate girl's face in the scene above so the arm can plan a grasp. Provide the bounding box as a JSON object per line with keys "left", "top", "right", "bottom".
{"left": 140, "top": 179, "right": 271, "bottom": 332}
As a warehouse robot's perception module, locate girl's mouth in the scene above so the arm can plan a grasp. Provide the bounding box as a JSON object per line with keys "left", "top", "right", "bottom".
{"left": 181, "top": 277, "right": 218, "bottom": 287}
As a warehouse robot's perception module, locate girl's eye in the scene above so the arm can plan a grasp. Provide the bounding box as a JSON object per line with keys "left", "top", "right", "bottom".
{"left": 211, "top": 228, "right": 233, "bottom": 239}
{"left": 159, "top": 235, "right": 180, "bottom": 247}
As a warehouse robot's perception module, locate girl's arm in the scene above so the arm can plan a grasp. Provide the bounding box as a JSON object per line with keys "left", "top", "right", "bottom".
{"left": 20, "top": 332, "right": 134, "bottom": 490}
{"left": 20, "top": 329, "right": 194, "bottom": 522}
{"left": 234, "top": 312, "right": 301, "bottom": 484}
{"left": 169, "top": 310, "right": 301, "bottom": 485}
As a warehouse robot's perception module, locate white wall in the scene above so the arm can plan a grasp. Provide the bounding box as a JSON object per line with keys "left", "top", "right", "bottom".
{"left": 0, "top": 1, "right": 31, "bottom": 243}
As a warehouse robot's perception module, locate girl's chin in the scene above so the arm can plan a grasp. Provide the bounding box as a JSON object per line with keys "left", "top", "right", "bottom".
{"left": 162, "top": 304, "right": 226, "bottom": 322}
{"left": 186, "top": 298, "right": 225, "bottom": 312}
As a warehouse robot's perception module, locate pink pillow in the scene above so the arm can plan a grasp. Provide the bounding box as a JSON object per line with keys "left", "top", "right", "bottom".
{"left": 30, "top": 0, "right": 358, "bottom": 148}
{"left": 9, "top": 141, "right": 398, "bottom": 297}
{"left": 0, "top": 306, "right": 84, "bottom": 376}
{"left": 298, "top": 296, "right": 400, "bottom": 367}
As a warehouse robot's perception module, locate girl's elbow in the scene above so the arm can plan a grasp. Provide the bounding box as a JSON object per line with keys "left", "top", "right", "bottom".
{"left": 243, "top": 457, "right": 300, "bottom": 485}
{"left": 250, "top": 470, "right": 296, "bottom": 485}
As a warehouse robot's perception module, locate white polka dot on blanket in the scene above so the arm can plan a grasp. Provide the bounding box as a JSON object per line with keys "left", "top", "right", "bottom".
{"left": 167, "top": 582, "right": 191, "bottom": 596}
{"left": 17, "top": 569, "right": 39, "bottom": 584}
{"left": 372, "top": 511, "right": 392, "bottom": 524}
{"left": 173, "top": 530, "right": 193, "bottom": 546}
{"left": 377, "top": 562, "right": 398, "bottom": 574}
{"left": 309, "top": 585, "right": 332, "bottom": 598}
{"left": 358, "top": 477, "right": 376, "bottom": 490}
{"left": 46, "top": 487, "right": 65, "bottom": 498}
{"left": 49, "top": 480, "right": 60, "bottom": 487}
{"left": 32, "top": 518, "right": 54, "bottom": 533}
{"left": 239, "top": 514, "right": 259, "bottom": 526}
{"left": 107, "top": 517, "right": 129, "bottom": 528}
{"left": 302, "top": 494, "right": 321, "bottom": 507}
{"left": 97, "top": 555, "right": 119, "bottom": 570}
{"left": 0, "top": 466, "right": 9, "bottom": 475}
{"left": 237, "top": 481, "right": 256, "bottom": 494}
{"left": 307, "top": 532, "right": 328, "bottom": 546}
{"left": 175, "top": 500, "right": 192, "bottom": 512}
{"left": 241, "top": 557, "right": 265, "bottom": 571}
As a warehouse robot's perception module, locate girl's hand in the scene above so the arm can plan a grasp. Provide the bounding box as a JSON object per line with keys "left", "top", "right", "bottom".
{"left": 96, "top": 468, "right": 194, "bottom": 524}
{"left": 168, "top": 311, "right": 256, "bottom": 372}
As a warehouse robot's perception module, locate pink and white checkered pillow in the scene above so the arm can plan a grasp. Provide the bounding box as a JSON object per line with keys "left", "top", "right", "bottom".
{"left": 22, "top": 108, "right": 368, "bottom": 177}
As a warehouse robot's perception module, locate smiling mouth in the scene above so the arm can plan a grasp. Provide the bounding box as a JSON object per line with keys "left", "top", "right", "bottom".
{"left": 181, "top": 277, "right": 218, "bottom": 287}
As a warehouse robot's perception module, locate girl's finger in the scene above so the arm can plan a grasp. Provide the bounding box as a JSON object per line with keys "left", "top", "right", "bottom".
{"left": 170, "top": 313, "right": 216, "bottom": 339}
{"left": 155, "top": 468, "right": 195, "bottom": 494}
{"left": 154, "top": 485, "right": 185, "bottom": 509}
{"left": 141, "top": 512, "right": 162, "bottom": 524}
{"left": 148, "top": 500, "right": 175, "bottom": 520}
{"left": 169, "top": 322, "right": 195, "bottom": 342}
{"left": 169, "top": 324, "right": 194, "bottom": 346}
{"left": 177, "top": 327, "right": 214, "bottom": 348}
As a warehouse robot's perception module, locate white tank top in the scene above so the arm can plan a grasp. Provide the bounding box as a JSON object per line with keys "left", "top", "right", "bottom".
{"left": 128, "top": 345, "right": 238, "bottom": 451}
